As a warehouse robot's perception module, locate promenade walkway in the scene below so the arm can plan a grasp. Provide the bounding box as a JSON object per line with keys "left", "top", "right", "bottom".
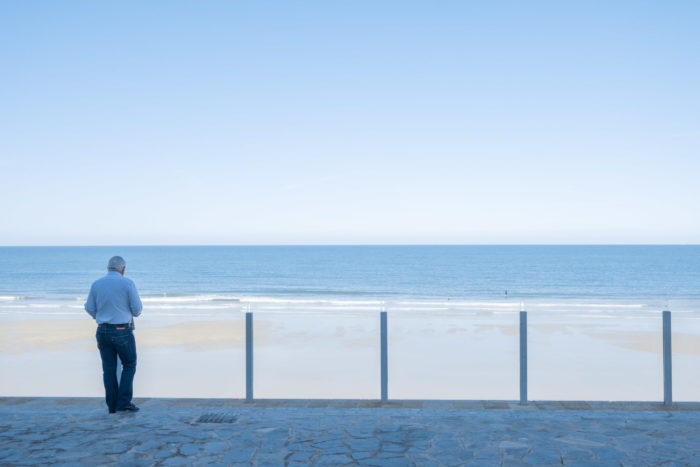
{"left": 1, "top": 398, "right": 699, "bottom": 466}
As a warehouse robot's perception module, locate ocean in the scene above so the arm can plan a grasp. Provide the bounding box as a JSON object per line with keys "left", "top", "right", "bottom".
{"left": 1, "top": 245, "right": 699, "bottom": 314}
{"left": 0, "top": 245, "right": 700, "bottom": 313}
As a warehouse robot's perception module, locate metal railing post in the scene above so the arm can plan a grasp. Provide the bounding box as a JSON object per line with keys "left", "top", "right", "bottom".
{"left": 380, "top": 310, "right": 388, "bottom": 402}
{"left": 520, "top": 310, "right": 528, "bottom": 404}
{"left": 246, "top": 311, "right": 253, "bottom": 402}
{"left": 663, "top": 310, "right": 672, "bottom": 406}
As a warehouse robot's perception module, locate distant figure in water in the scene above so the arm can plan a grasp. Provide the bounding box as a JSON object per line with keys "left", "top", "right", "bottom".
{"left": 85, "top": 256, "right": 143, "bottom": 414}
{"left": 505, "top": 290, "right": 508, "bottom": 297}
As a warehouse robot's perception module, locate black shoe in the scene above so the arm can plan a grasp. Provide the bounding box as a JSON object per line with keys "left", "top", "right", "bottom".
{"left": 116, "top": 404, "right": 140, "bottom": 412}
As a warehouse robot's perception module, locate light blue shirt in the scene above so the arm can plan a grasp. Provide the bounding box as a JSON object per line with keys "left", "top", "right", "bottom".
{"left": 85, "top": 271, "right": 143, "bottom": 325}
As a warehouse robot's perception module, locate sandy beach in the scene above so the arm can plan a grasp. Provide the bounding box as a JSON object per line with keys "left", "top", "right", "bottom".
{"left": 2, "top": 300, "right": 699, "bottom": 402}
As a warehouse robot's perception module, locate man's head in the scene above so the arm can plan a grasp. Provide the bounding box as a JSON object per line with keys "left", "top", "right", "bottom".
{"left": 107, "top": 256, "right": 126, "bottom": 275}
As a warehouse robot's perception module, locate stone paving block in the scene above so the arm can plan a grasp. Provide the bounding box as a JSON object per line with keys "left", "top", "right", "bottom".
{"left": 290, "top": 433, "right": 316, "bottom": 443}
{"left": 154, "top": 448, "right": 174, "bottom": 459}
{"left": 407, "top": 429, "right": 434, "bottom": 441}
{"left": 501, "top": 447, "right": 528, "bottom": 459}
{"left": 179, "top": 427, "right": 211, "bottom": 439}
{"left": 256, "top": 451, "right": 289, "bottom": 464}
{"left": 345, "top": 425, "right": 377, "bottom": 437}
{"left": 288, "top": 450, "right": 313, "bottom": 462}
{"left": 16, "top": 432, "right": 51, "bottom": 441}
{"left": 352, "top": 451, "right": 373, "bottom": 460}
{"left": 375, "top": 451, "right": 408, "bottom": 460}
{"left": 259, "top": 437, "right": 287, "bottom": 452}
{"left": 160, "top": 435, "right": 192, "bottom": 444}
{"left": 118, "top": 449, "right": 151, "bottom": 462}
{"left": 555, "top": 436, "right": 606, "bottom": 448}
{"left": 474, "top": 448, "right": 501, "bottom": 460}
{"left": 320, "top": 446, "right": 352, "bottom": 456}
{"left": 563, "top": 447, "right": 596, "bottom": 460}
{"left": 346, "top": 437, "right": 380, "bottom": 451}
{"left": 27, "top": 449, "right": 58, "bottom": 459}
{"left": 228, "top": 434, "right": 258, "bottom": 447}
{"left": 378, "top": 424, "right": 401, "bottom": 432}
{"left": 405, "top": 444, "right": 434, "bottom": 454}
{"left": 432, "top": 453, "right": 469, "bottom": 466}
{"left": 288, "top": 441, "right": 315, "bottom": 452}
{"left": 118, "top": 460, "right": 152, "bottom": 467}
{"left": 212, "top": 428, "right": 236, "bottom": 438}
{"left": 133, "top": 439, "right": 164, "bottom": 452}
{"left": 190, "top": 455, "right": 220, "bottom": 466}
{"left": 592, "top": 446, "right": 628, "bottom": 460}
{"left": 311, "top": 434, "right": 345, "bottom": 444}
{"left": 408, "top": 453, "right": 437, "bottom": 464}
{"left": 566, "top": 461, "right": 614, "bottom": 467}
{"left": 100, "top": 440, "right": 135, "bottom": 454}
{"left": 524, "top": 450, "right": 564, "bottom": 465}
{"left": 378, "top": 430, "right": 408, "bottom": 444}
{"left": 501, "top": 457, "right": 530, "bottom": 467}
{"left": 1, "top": 442, "right": 29, "bottom": 456}
{"left": 313, "top": 438, "right": 345, "bottom": 449}
{"left": 50, "top": 462, "right": 91, "bottom": 467}
{"left": 316, "top": 453, "right": 355, "bottom": 465}
{"left": 262, "top": 427, "right": 290, "bottom": 437}
{"left": 431, "top": 436, "right": 462, "bottom": 451}
{"left": 160, "top": 456, "right": 191, "bottom": 466}
{"left": 464, "top": 460, "right": 501, "bottom": 467}
{"left": 179, "top": 442, "right": 201, "bottom": 455}
{"left": 202, "top": 440, "right": 228, "bottom": 454}
{"left": 3, "top": 458, "right": 33, "bottom": 467}
{"left": 56, "top": 437, "right": 87, "bottom": 450}
{"left": 222, "top": 448, "right": 255, "bottom": 463}
{"left": 358, "top": 457, "right": 407, "bottom": 466}
{"left": 381, "top": 441, "right": 406, "bottom": 452}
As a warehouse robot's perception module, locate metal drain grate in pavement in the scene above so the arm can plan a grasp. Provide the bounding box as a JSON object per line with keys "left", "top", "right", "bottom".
{"left": 196, "top": 412, "right": 238, "bottom": 423}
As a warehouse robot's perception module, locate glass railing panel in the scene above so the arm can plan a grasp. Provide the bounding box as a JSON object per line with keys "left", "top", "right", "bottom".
{"left": 528, "top": 308, "right": 662, "bottom": 401}
{"left": 0, "top": 298, "right": 101, "bottom": 397}
{"left": 254, "top": 311, "right": 380, "bottom": 398}
{"left": 672, "top": 309, "right": 700, "bottom": 402}
{"left": 0, "top": 296, "right": 246, "bottom": 399}
{"left": 388, "top": 309, "right": 519, "bottom": 400}
{"left": 135, "top": 302, "right": 245, "bottom": 398}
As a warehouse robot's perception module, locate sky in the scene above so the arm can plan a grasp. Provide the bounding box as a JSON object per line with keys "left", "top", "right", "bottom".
{"left": 1, "top": 1, "right": 699, "bottom": 245}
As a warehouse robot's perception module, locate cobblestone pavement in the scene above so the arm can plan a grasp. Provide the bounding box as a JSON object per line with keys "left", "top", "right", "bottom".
{"left": 1, "top": 398, "right": 700, "bottom": 466}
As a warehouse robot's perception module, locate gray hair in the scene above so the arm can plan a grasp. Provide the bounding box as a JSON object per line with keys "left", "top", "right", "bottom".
{"left": 107, "top": 256, "right": 126, "bottom": 272}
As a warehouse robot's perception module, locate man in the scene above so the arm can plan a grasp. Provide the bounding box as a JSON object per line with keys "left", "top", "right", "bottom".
{"left": 85, "top": 256, "right": 143, "bottom": 413}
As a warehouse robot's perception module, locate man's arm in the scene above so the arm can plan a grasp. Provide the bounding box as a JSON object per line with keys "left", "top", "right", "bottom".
{"left": 129, "top": 280, "right": 143, "bottom": 317}
{"left": 84, "top": 285, "right": 97, "bottom": 319}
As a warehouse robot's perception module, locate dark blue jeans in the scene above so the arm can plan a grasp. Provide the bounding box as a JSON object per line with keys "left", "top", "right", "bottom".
{"left": 96, "top": 326, "right": 137, "bottom": 412}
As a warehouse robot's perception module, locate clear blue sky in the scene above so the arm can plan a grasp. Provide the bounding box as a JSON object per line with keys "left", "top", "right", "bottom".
{"left": 1, "top": 1, "right": 698, "bottom": 245}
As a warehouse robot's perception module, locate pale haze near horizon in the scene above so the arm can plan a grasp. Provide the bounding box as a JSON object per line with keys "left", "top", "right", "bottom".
{"left": 1, "top": 1, "right": 698, "bottom": 246}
